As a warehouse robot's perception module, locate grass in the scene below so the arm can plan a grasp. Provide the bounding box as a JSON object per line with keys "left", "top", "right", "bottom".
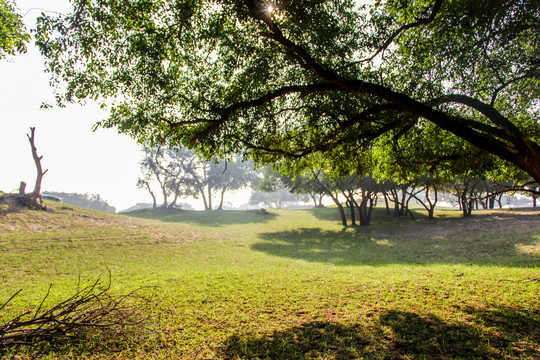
{"left": 0, "top": 203, "right": 538, "bottom": 359}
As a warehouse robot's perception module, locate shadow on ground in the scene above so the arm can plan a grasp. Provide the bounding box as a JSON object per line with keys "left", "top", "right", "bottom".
{"left": 218, "top": 307, "right": 539, "bottom": 359}
{"left": 123, "top": 208, "right": 278, "bottom": 227}
{"left": 307, "top": 206, "right": 426, "bottom": 224}
{"left": 252, "top": 211, "right": 540, "bottom": 267}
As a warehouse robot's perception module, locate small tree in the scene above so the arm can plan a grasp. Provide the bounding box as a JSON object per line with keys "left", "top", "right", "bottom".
{"left": 0, "top": 127, "right": 48, "bottom": 211}
{"left": 138, "top": 146, "right": 256, "bottom": 210}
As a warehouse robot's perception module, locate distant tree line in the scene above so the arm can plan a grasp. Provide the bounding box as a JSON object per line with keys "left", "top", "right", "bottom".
{"left": 137, "top": 146, "right": 258, "bottom": 210}
{"left": 44, "top": 192, "right": 116, "bottom": 213}
{"left": 269, "top": 171, "right": 538, "bottom": 226}
{"left": 138, "top": 145, "right": 538, "bottom": 224}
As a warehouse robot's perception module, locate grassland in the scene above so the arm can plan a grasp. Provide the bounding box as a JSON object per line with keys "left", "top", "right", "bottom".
{"left": 0, "top": 202, "right": 539, "bottom": 359}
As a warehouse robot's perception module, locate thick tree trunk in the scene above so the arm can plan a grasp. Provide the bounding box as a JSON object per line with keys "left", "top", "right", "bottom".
{"left": 400, "top": 187, "right": 408, "bottom": 215}
{"left": 428, "top": 187, "right": 437, "bottom": 219}
{"left": 217, "top": 188, "right": 226, "bottom": 210}
{"left": 142, "top": 181, "right": 157, "bottom": 208}
{"left": 207, "top": 187, "right": 212, "bottom": 210}
{"left": 511, "top": 138, "right": 540, "bottom": 184}
{"left": 353, "top": 189, "right": 375, "bottom": 226}
{"left": 336, "top": 202, "right": 347, "bottom": 226}
{"left": 487, "top": 195, "right": 495, "bottom": 209}
{"left": 348, "top": 200, "right": 356, "bottom": 226}
{"left": 342, "top": 191, "right": 356, "bottom": 226}
{"left": 383, "top": 192, "right": 390, "bottom": 216}
{"left": 199, "top": 188, "right": 209, "bottom": 210}
{"left": 28, "top": 127, "right": 47, "bottom": 196}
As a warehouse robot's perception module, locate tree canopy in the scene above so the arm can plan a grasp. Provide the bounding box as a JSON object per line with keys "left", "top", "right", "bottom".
{"left": 35, "top": 0, "right": 540, "bottom": 181}
{"left": 0, "top": 0, "right": 29, "bottom": 58}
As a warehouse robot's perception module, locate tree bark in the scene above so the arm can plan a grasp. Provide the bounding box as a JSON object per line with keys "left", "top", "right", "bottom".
{"left": 207, "top": 186, "right": 212, "bottom": 210}
{"left": 383, "top": 192, "right": 391, "bottom": 215}
{"left": 198, "top": 187, "right": 209, "bottom": 210}
{"left": 27, "top": 127, "right": 47, "bottom": 196}
{"left": 217, "top": 188, "right": 226, "bottom": 210}
{"left": 18, "top": 182, "right": 26, "bottom": 195}
{"left": 142, "top": 180, "right": 157, "bottom": 208}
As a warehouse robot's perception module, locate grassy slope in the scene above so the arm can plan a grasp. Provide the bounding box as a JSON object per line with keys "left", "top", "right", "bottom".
{"left": 0, "top": 203, "right": 539, "bottom": 359}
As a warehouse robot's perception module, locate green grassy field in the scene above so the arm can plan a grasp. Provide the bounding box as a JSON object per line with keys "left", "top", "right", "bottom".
{"left": 0, "top": 203, "right": 539, "bottom": 359}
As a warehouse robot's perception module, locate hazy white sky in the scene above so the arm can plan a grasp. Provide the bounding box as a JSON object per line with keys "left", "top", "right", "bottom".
{"left": 0, "top": 0, "right": 150, "bottom": 211}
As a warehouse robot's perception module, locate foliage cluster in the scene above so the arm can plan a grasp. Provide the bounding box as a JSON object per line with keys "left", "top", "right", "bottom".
{"left": 33, "top": 0, "right": 540, "bottom": 182}
{"left": 0, "top": 0, "right": 29, "bottom": 58}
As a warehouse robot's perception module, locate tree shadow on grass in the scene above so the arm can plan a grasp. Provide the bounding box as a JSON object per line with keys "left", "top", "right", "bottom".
{"left": 123, "top": 208, "right": 278, "bottom": 227}
{"left": 219, "top": 321, "right": 370, "bottom": 359}
{"left": 218, "top": 307, "right": 539, "bottom": 359}
{"left": 252, "top": 210, "right": 540, "bottom": 266}
{"left": 307, "top": 206, "right": 427, "bottom": 225}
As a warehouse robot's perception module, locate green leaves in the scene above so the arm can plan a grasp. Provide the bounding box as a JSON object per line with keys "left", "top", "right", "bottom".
{"left": 33, "top": 0, "right": 540, "bottom": 181}
{"left": 0, "top": 0, "right": 30, "bottom": 59}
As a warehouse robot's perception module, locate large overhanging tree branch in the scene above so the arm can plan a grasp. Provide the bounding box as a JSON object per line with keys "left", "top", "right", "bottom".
{"left": 34, "top": 0, "right": 540, "bottom": 182}
{"left": 240, "top": 0, "right": 540, "bottom": 180}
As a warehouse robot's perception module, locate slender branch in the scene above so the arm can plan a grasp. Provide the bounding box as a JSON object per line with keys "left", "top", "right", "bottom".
{"left": 339, "top": 0, "right": 444, "bottom": 70}
{"left": 189, "top": 83, "right": 342, "bottom": 142}
{"left": 490, "top": 73, "right": 532, "bottom": 106}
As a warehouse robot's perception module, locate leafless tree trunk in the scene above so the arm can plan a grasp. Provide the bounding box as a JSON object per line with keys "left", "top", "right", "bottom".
{"left": 18, "top": 182, "right": 26, "bottom": 195}
{"left": 28, "top": 127, "right": 47, "bottom": 196}
{"left": 0, "top": 128, "right": 48, "bottom": 211}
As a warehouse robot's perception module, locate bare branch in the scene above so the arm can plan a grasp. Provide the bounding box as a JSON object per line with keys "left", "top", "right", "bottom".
{"left": 1, "top": 278, "right": 160, "bottom": 350}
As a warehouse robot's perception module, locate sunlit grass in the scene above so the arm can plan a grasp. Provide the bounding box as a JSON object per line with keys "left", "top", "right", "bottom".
{"left": 0, "top": 203, "right": 538, "bottom": 358}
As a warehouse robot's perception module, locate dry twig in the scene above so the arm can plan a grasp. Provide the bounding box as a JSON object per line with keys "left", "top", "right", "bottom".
{"left": 0, "top": 275, "right": 159, "bottom": 352}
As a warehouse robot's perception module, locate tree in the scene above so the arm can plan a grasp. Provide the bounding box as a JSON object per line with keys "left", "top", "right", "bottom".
{"left": 138, "top": 146, "right": 256, "bottom": 210}
{"left": 137, "top": 147, "right": 172, "bottom": 208}
{"left": 259, "top": 166, "right": 328, "bottom": 208}
{"left": 35, "top": 1, "right": 540, "bottom": 182}
{"left": 0, "top": 127, "right": 48, "bottom": 211}
{"left": 250, "top": 166, "right": 309, "bottom": 208}
{"left": 208, "top": 155, "right": 258, "bottom": 210}
{"left": 249, "top": 188, "right": 307, "bottom": 209}
{"left": 0, "top": 0, "right": 29, "bottom": 59}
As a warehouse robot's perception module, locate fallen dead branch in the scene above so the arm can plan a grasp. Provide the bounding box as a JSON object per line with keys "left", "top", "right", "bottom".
{"left": 0, "top": 275, "right": 160, "bottom": 353}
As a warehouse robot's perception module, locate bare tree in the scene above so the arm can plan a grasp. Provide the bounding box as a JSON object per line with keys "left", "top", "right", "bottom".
{"left": 0, "top": 127, "right": 48, "bottom": 211}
